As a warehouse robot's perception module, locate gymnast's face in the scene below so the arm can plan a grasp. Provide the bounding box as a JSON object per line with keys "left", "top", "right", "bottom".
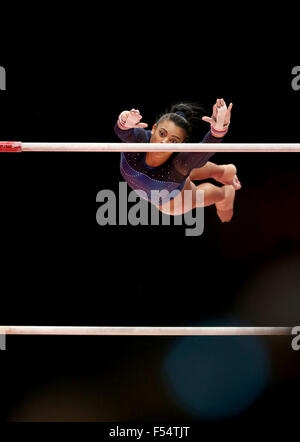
{"left": 150, "top": 119, "right": 186, "bottom": 143}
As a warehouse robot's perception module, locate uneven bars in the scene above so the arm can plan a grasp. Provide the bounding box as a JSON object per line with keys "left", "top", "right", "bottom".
{"left": 0, "top": 326, "right": 293, "bottom": 335}
{"left": 1, "top": 142, "right": 300, "bottom": 152}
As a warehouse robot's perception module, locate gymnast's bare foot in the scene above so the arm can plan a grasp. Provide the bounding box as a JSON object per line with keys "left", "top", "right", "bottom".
{"left": 214, "top": 164, "right": 241, "bottom": 190}
{"left": 215, "top": 185, "right": 236, "bottom": 222}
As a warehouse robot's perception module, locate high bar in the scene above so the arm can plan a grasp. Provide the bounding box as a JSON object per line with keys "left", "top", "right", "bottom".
{"left": 17, "top": 143, "right": 300, "bottom": 152}
{"left": 1, "top": 142, "right": 300, "bottom": 152}
{"left": 0, "top": 326, "right": 293, "bottom": 335}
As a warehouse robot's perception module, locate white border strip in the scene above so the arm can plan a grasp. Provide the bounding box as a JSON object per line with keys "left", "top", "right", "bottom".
{"left": 0, "top": 326, "right": 292, "bottom": 335}
{"left": 21, "top": 143, "right": 300, "bottom": 152}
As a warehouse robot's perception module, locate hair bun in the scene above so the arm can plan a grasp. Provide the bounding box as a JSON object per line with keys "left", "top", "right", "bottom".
{"left": 170, "top": 103, "right": 195, "bottom": 122}
{"left": 175, "top": 110, "right": 187, "bottom": 119}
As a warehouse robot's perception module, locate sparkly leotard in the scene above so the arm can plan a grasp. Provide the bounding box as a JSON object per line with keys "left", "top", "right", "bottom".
{"left": 115, "top": 123, "right": 224, "bottom": 205}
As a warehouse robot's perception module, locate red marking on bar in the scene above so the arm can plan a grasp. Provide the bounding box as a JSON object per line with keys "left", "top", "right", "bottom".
{"left": 0, "top": 142, "right": 22, "bottom": 152}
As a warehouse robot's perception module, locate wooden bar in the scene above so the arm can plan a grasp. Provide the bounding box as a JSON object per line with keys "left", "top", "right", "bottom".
{"left": 21, "top": 143, "right": 300, "bottom": 152}
{"left": 0, "top": 326, "right": 293, "bottom": 336}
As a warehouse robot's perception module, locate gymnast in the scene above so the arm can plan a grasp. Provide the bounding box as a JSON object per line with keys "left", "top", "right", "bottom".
{"left": 114, "top": 99, "right": 241, "bottom": 222}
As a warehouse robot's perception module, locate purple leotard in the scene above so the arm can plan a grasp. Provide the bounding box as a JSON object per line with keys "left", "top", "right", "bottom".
{"left": 115, "top": 123, "right": 224, "bottom": 205}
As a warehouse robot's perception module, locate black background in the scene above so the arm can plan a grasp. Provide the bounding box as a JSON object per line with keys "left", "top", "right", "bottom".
{"left": 0, "top": 7, "right": 300, "bottom": 439}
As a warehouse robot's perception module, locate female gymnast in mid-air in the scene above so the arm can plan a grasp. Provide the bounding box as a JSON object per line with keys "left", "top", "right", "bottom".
{"left": 114, "top": 99, "right": 241, "bottom": 222}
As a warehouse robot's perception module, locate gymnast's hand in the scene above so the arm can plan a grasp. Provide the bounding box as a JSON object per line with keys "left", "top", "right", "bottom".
{"left": 202, "top": 98, "right": 233, "bottom": 137}
{"left": 118, "top": 109, "right": 148, "bottom": 130}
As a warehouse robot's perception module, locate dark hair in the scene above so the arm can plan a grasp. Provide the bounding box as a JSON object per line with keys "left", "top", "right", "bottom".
{"left": 155, "top": 101, "right": 205, "bottom": 141}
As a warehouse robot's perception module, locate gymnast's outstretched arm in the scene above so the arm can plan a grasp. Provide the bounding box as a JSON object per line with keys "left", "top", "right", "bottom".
{"left": 114, "top": 108, "right": 150, "bottom": 143}
{"left": 173, "top": 99, "right": 234, "bottom": 175}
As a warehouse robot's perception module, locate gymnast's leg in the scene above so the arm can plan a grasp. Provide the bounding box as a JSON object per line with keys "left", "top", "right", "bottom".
{"left": 189, "top": 162, "right": 241, "bottom": 190}
{"left": 157, "top": 177, "right": 236, "bottom": 222}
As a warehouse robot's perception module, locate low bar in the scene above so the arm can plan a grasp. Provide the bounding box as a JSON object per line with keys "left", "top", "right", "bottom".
{"left": 0, "top": 326, "right": 293, "bottom": 336}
